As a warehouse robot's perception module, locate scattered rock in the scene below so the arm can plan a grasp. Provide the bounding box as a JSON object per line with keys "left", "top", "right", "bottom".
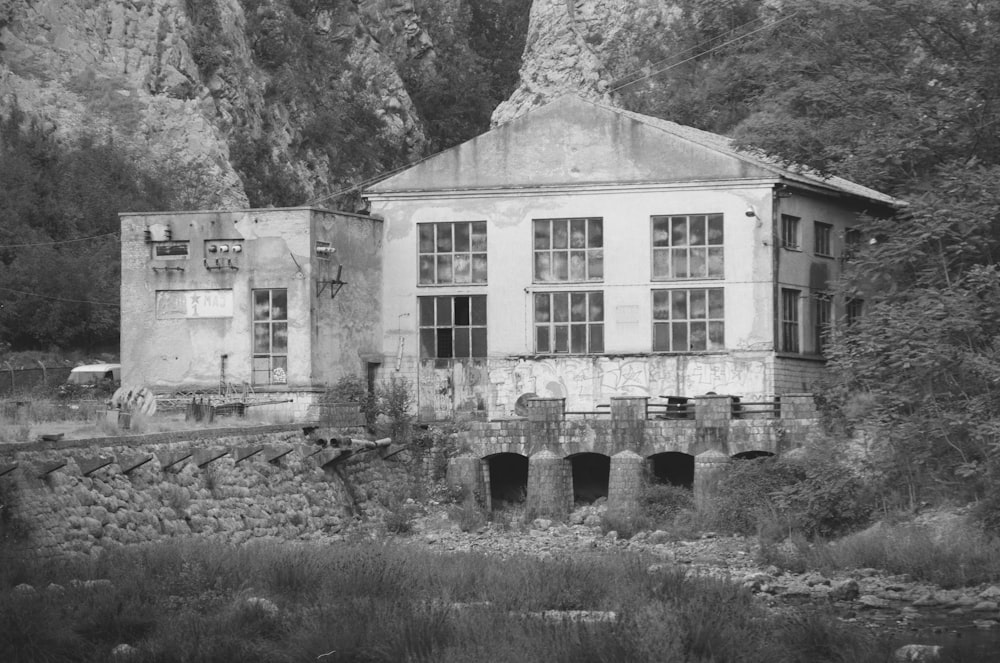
{"left": 893, "top": 643, "right": 941, "bottom": 662}
{"left": 241, "top": 596, "right": 279, "bottom": 617}
{"left": 14, "top": 583, "right": 35, "bottom": 594}
{"left": 978, "top": 585, "right": 1000, "bottom": 600}
{"left": 973, "top": 619, "right": 999, "bottom": 630}
{"left": 532, "top": 518, "right": 553, "bottom": 531}
{"left": 912, "top": 593, "right": 941, "bottom": 607}
{"left": 972, "top": 600, "right": 998, "bottom": 612}
{"left": 829, "top": 579, "right": 860, "bottom": 601}
{"left": 858, "top": 594, "right": 891, "bottom": 609}
{"left": 111, "top": 643, "right": 138, "bottom": 659}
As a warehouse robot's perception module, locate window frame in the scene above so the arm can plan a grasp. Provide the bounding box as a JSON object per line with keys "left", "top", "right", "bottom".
{"left": 418, "top": 294, "right": 487, "bottom": 360}
{"left": 652, "top": 287, "right": 725, "bottom": 353}
{"left": 533, "top": 290, "right": 604, "bottom": 354}
{"left": 813, "top": 293, "right": 832, "bottom": 355}
{"left": 780, "top": 288, "right": 801, "bottom": 353}
{"left": 418, "top": 221, "right": 488, "bottom": 286}
{"left": 532, "top": 218, "right": 604, "bottom": 283}
{"left": 846, "top": 297, "right": 864, "bottom": 326}
{"left": 813, "top": 221, "right": 833, "bottom": 257}
{"left": 651, "top": 213, "right": 725, "bottom": 281}
{"left": 781, "top": 215, "right": 801, "bottom": 251}
{"left": 252, "top": 288, "right": 288, "bottom": 386}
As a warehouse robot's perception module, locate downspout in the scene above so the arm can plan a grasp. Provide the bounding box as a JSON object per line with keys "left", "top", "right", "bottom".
{"left": 772, "top": 183, "right": 782, "bottom": 368}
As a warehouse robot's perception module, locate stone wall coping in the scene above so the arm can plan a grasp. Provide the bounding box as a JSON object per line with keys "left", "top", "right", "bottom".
{"left": 0, "top": 421, "right": 326, "bottom": 456}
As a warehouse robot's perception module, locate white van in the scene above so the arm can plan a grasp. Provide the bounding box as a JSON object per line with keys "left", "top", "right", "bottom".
{"left": 66, "top": 363, "right": 121, "bottom": 386}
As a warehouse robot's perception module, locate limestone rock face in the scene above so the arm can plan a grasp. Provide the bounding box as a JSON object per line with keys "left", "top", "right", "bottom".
{"left": 0, "top": 0, "right": 427, "bottom": 207}
{"left": 491, "top": 0, "right": 680, "bottom": 126}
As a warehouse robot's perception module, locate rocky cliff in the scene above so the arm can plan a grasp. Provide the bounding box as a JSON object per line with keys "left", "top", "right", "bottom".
{"left": 0, "top": 0, "right": 433, "bottom": 208}
{"left": 0, "top": 0, "right": 691, "bottom": 208}
{"left": 492, "top": 0, "right": 683, "bottom": 126}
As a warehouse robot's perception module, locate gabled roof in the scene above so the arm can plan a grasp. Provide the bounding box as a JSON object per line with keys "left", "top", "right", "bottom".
{"left": 366, "top": 95, "right": 897, "bottom": 207}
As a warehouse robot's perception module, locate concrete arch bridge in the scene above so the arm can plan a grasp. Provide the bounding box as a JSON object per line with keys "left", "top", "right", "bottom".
{"left": 447, "top": 394, "right": 819, "bottom": 520}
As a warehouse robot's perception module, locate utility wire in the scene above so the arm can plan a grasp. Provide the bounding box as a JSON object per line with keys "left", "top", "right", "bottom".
{"left": 610, "top": 12, "right": 800, "bottom": 92}
{"left": 0, "top": 286, "right": 120, "bottom": 307}
{"left": 0, "top": 232, "right": 120, "bottom": 249}
{"left": 609, "top": 13, "right": 771, "bottom": 90}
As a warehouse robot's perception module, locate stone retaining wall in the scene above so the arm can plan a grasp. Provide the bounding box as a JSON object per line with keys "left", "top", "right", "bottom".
{"left": 0, "top": 422, "right": 380, "bottom": 559}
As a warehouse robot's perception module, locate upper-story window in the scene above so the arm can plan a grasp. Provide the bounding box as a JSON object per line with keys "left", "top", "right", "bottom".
{"left": 533, "top": 218, "right": 603, "bottom": 282}
{"left": 781, "top": 214, "right": 801, "bottom": 250}
{"left": 418, "top": 221, "right": 487, "bottom": 285}
{"left": 651, "top": 214, "right": 724, "bottom": 280}
{"left": 814, "top": 222, "right": 833, "bottom": 257}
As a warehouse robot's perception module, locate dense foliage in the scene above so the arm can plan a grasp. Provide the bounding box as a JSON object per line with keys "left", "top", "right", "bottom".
{"left": 618, "top": 0, "right": 1000, "bottom": 508}
{"left": 0, "top": 108, "right": 187, "bottom": 352}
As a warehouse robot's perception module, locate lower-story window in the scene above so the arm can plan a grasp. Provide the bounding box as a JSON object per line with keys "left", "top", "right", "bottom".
{"left": 252, "top": 288, "right": 288, "bottom": 385}
{"left": 781, "top": 288, "right": 801, "bottom": 353}
{"left": 652, "top": 288, "right": 724, "bottom": 352}
{"left": 419, "top": 295, "right": 487, "bottom": 358}
{"left": 534, "top": 291, "right": 604, "bottom": 354}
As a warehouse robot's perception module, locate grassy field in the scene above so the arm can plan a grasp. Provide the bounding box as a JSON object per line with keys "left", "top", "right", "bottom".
{"left": 0, "top": 538, "right": 909, "bottom": 663}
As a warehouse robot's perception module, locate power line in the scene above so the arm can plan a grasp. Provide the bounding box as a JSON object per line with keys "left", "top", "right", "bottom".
{"left": 610, "top": 12, "right": 800, "bottom": 93}
{"left": 0, "top": 232, "right": 120, "bottom": 249}
{"left": 0, "top": 286, "right": 119, "bottom": 307}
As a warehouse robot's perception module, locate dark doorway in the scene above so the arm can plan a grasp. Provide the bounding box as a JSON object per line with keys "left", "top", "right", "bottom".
{"left": 487, "top": 453, "right": 528, "bottom": 507}
{"left": 569, "top": 453, "right": 610, "bottom": 504}
{"left": 649, "top": 452, "right": 694, "bottom": 488}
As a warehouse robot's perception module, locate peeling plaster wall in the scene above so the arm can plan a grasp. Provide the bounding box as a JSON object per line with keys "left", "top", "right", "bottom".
{"left": 120, "top": 207, "right": 381, "bottom": 395}
{"left": 371, "top": 184, "right": 776, "bottom": 418}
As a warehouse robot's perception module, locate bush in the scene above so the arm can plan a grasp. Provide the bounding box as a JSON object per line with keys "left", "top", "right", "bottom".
{"left": 640, "top": 482, "right": 694, "bottom": 528}
{"left": 600, "top": 508, "right": 652, "bottom": 540}
{"left": 708, "top": 456, "right": 872, "bottom": 539}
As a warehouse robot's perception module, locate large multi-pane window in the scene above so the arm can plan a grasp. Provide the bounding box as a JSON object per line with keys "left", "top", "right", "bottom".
{"left": 781, "top": 288, "right": 801, "bottom": 353}
{"left": 813, "top": 294, "right": 832, "bottom": 355}
{"left": 652, "top": 288, "right": 724, "bottom": 352}
{"left": 418, "top": 221, "right": 487, "bottom": 285}
{"left": 781, "top": 215, "right": 801, "bottom": 250}
{"left": 814, "top": 222, "right": 833, "bottom": 257}
{"left": 533, "top": 218, "right": 603, "bottom": 282}
{"left": 534, "top": 291, "right": 604, "bottom": 354}
{"left": 419, "top": 295, "right": 487, "bottom": 358}
{"left": 651, "top": 214, "right": 724, "bottom": 280}
{"left": 252, "top": 289, "right": 288, "bottom": 385}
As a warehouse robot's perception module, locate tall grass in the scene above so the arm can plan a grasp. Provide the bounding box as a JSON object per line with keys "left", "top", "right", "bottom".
{"left": 0, "top": 539, "right": 896, "bottom": 662}
{"left": 802, "top": 522, "right": 1000, "bottom": 588}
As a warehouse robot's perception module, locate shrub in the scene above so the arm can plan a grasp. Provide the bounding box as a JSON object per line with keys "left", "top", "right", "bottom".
{"left": 640, "top": 482, "right": 694, "bottom": 528}
{"left": 377, "top": 376, "right": 414, "bottom": 443}
{"left": 709, "top": 456, "right": 872, "bottom": 538}
{"left": 600, "top": 507, "right": 653, "bottom": 540}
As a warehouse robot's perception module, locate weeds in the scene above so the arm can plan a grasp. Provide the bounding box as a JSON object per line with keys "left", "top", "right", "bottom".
{"left": 0, "top": 539, "right": 897, "bottom": 662}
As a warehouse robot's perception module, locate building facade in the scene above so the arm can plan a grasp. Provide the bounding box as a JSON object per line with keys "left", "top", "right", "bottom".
{"left": 120, "top": 97, "right": 895, "bottom": 421}
{"left": 365, "top": 96, "right": 896, "bottom": 419}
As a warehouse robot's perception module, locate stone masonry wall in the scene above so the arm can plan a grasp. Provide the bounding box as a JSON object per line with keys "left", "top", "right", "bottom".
{"left": 0, "top": 423, "right": 396, "bottom": 559}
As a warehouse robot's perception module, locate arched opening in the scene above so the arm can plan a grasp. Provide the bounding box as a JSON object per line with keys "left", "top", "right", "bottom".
{"left": 649, "top": 452, "right": 694, "bottom": 489}
{"left": 569, "top": 453, "right": 610, "bottom": 504}
{"left": 486, "top": 453, "right": 528, "bottom": 508}
{"left": 731, "top": 450, "right": 775, "bottom": 461}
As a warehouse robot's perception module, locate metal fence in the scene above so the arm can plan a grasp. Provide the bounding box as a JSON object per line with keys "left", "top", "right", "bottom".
{"left": 0, "top": 365, "right": 74, "bottom": 396}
